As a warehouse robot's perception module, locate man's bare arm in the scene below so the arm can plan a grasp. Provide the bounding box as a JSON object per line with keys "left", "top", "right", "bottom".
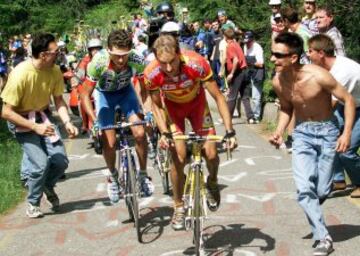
{"left": 149, "top": 90, "right": 168, "bottom": 134}
{"left": 79, "top": 82, "right": 96, "bottom": 122}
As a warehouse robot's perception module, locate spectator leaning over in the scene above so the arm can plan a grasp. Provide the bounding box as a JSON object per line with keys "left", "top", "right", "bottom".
{"left": 307, "top": 34, "right": 360, "bottom": 198}
{"left": 1, "top": 33, "right": 78, "bottom": 218}
{"left": 269, "top": 0, "right": 282, "bottom": 40}
{"left": 301, "top": 0, "right": 319, "bottom": 35}
{"left": 316, "top": 6, "right": 345, "bottom": 56}
{"left": 243, "top": 31, "right": 265, "bottom": 123}
{"left": 269, "top": 32, "right": 355, "bottom": 256}
{"left": 223, "top": 28, "right": 254, "bottom": 123}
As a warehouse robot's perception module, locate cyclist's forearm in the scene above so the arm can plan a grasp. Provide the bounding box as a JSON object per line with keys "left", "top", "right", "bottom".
{"left": 81, "top": 94, "right": 96, "bottom": 122}
{"left": 216, "top": 95, "right": 234, "bottom": 132}
{"left": 152, "top": 103, "right": 168, "bottom": 133}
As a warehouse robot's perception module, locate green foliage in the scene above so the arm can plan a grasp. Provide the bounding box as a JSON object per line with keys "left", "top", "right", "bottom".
{"left": 0, "top": 120, "right": 24, "bottom": 215}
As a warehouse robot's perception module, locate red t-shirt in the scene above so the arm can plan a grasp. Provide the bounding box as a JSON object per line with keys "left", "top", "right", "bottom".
{"left": 226, "top": 40, "right": 247, "bottom": 72}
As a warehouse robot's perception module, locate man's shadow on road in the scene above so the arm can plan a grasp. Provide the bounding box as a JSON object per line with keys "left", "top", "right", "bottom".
{"left": 48, "top": 197, "right": 112, "bottom": 215}
{"left": 328, "top": 224, "right": 360, "bottom": 242}
{"left": 183, "top": 223, "right": 275, "bottom": 255}
{"left": 60, "top": 166, "right": 106, "bottom": 180}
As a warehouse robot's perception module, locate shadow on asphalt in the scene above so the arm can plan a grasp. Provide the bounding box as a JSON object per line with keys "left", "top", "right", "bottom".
{"left": 182, "top": 223, "right": 275, "bottom": 255}
{"left": 48, "top": 197, "right": 111, "bottom": 215}
{"left": 329, "top": 224, "right": 360, "bottom": 242}
{"left": 60, "top": 166, "right": 106, "bottom": 180}
{"left": 137, "top": 206, "right": 173, "bottom": 244}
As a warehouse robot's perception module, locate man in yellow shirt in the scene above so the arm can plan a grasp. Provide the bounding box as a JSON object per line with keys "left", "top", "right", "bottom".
{"left": 1, "top": 33, "right": 78, "bottom": 218}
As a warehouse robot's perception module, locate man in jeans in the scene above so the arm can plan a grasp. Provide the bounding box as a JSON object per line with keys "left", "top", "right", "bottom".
{"left": 269, "top": 32, "right": 354, "bottom": 256}
{"left": 308, "top": 34, "right": 360, "bottom": 197}
{"left": 1, "top": 33, "right": 78, "bottom": 218}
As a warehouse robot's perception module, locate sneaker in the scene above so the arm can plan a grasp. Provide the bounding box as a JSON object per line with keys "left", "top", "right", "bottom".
{"left": 43, "top": 186, "right": 60, "bottom": 211}
{"left": 107, "top": 171, "right": 122, "bottom": 204}
{"left": 206, "top": 180, "right": 221, "bottom": 212}
{"left": 332, "top": 181, "right": 347, "bottom": 191}
{"left": 313, "top": 237, "right": 334, "bottom": 256}
{"left": 26, "top": 203, "right": 44, "bottom": 218}
{"left": 171, "top": 206, "right": 185, "bottom": 230}
{"left": 247, "top": 118, "right": 255, "bottom": 124}
{"left": 139, "top": 174, "right": 154, "bottom": 197}
{"left": 284, "top": 137, "right": 293, "bottom": 153}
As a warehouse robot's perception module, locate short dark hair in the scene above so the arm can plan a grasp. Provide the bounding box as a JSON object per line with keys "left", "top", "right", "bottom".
{"left": 107, "top": 29, "right": 132, "bottom": 50}
{"left": 31, "top": 33, "right": 56, "bottom": 59}
{"left": 281, "top": 7, "right": 299, "bottom": 24}
{"left": 317, "top": 5, "right": 334, "bottom": 17}
{"left": 274, "top": 32, "right": 304, "bottom": 63}
{"left": 308, "top": 34, "right": 335, "bottom": 57}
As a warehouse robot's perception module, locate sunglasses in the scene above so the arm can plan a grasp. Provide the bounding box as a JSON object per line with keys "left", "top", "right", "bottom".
{"left": 107, "top": 49, "right": 131, "bottom": 56}
{"left": 271, "top": 51, "right": 293, "bottom": 59}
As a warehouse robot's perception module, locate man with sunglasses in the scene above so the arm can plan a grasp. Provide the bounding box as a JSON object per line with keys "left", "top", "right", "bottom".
{"left": 1, "top": 33, "right": 78, "bottom": 218}
{"left": 80, "top": 29, "right": 154, "bottom": 204}
{"left": 144, "top": 35, "right": 237, "bottom": 230}
{"left": 269, "top": 32, "right": 355, "bottom": 256}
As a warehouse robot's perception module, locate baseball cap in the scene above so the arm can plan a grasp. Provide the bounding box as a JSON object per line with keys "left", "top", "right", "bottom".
{"left": 243, "top": 31, "right": 254, "bottom": 43}
{"left": 274, "top": 13, "right": 282, "bottom": 19}
{"left": 217, "top": 10, "right": 227, "bottom": 17}
{"left": 221, "top": 23, "right": 233, "bottom": 31}
{"left": 269, "top": 0, "right": 281, "bottom": 5}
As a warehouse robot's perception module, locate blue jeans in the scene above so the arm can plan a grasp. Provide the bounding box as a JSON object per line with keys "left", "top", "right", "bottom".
{"left": 333, "top": 105, "right": 360, "bottom": 185}
{"left": 292, "top": 118, "right": 339, "bottom": 240}
{"left": 7, "top": 121, "right": 32, "bottom": 181}
{"left": 15, "top": 126, "right": 68, "bottom": 206}
{"left": 250, "top": 78, "right": 263, "bottom": 120}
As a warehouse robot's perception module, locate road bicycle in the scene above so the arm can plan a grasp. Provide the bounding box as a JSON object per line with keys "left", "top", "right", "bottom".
{"left": 103, "top": 116, "right": 148, "bottom": 243}
{"left": 146, "top": 112, "right": 171, "bottom": 195}
{"left": 173, "top": 132, "right": 231, "bottom": 256}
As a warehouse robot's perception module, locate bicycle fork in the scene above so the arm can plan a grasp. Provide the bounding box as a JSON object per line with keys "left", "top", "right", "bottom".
{"left": 183, "top": 162, "right": 207, "bottom": 231}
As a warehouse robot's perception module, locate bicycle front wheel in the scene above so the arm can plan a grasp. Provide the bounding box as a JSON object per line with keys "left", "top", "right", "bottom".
{"left": 125, "top": 149, "right": 142, "bottom": 243}
{"left": 193, "top": 166, "right": 203, "bottom": 256}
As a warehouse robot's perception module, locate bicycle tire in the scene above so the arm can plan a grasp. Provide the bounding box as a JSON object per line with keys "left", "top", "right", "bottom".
{"left": 193, "top": 165, "right": 202, "bottom": 256}
{"left": 126, "top": 149, "right": 142, "bottom": 243}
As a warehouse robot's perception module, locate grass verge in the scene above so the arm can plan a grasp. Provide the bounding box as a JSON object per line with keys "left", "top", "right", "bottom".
{"left": 0, "top": 119, "right": 25, "bottom": 215}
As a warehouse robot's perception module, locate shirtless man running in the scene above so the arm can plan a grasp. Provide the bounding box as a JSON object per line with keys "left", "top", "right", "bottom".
{"left": 269, "top": 32, "right": 355, "bottom": 256}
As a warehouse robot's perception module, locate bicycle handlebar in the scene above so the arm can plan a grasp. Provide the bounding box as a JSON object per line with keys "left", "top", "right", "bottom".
{"left": 101, "top": 120, "right": 148, "bottom": 131}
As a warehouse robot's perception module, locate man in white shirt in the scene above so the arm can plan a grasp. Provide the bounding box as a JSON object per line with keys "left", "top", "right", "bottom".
{"left": 243, "top": 31, "right": 265, "bottom": 123}
{"left": 308, "top": 34, "right": 360, "bottom": 198}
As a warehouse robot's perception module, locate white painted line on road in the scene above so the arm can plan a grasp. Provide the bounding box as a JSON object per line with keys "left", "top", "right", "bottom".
{"left": 237, "top": 193, "right": 276, "bottom": 202}
{"left": 96, "top": 183, "right": 106, "bottom": 192}
{"left": 106, "top": 220, "right": 119, "bottom": 227}
{"left": 219, "top": 158, "right": 239, "bottom": 167}
{"left": 237, "top": 145, "right": 256, "bottom": 149}
{"left": 68, "top": 154, "right": 90, "bottom": 160}
{"left": 224, "top": 194, "right": 240, "bottom": 203}
{"left": 219, "top": 172, "right": 247, "bottom": 182}
{"left": 244, "top": 155, "right": 282, "bottom": 166}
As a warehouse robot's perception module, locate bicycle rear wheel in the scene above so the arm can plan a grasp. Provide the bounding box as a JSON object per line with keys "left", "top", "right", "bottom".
{"left": 193, "top": 166, "right": 202, "bottom": 256}
{"left": 125, "top": 149, "right": 142, "bottom": 243}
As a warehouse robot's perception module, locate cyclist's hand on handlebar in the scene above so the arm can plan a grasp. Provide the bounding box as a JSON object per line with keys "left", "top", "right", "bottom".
{"left": 91, "top": 120, "right": 101, "bottom": 136}
{"left": 223, "top": 130, "right": 237, "bottom": 150}
{"left": 159, "top": 132, "right": 173, "bottom": 149}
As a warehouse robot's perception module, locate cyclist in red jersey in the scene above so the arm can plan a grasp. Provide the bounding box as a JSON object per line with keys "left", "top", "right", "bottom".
{"left": 144, "top": 35, "right": 237, "bottom": 230}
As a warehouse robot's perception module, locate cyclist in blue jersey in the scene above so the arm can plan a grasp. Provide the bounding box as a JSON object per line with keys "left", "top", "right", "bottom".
{"left": 80, "top": 30, "right": 154, "bottom": 203}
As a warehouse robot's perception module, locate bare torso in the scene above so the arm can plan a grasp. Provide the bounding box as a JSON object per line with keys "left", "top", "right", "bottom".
{"left": 273, "top": 64, "right": 334, "bottom": 122}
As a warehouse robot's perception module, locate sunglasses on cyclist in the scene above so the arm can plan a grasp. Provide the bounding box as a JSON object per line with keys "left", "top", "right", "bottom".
{"left": 271, "top": 51, "right": 293, "bottom": 59}
{"left": 107, "top": 49, "right": 131, "bottom": 56}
